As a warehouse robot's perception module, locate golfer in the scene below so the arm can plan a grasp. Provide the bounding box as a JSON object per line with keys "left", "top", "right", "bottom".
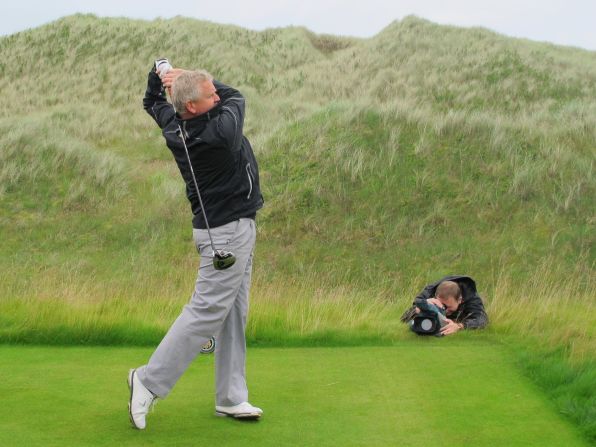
{"left": 128, "top": 61, "right": 264, "bottom": 429}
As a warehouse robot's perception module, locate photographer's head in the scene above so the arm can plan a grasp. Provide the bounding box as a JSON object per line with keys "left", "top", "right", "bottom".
{"left": 436, "top": 281, "right": 462, "bottom": 314}
{"left": 172, "top": 70, "right": 219, "bottom": 118}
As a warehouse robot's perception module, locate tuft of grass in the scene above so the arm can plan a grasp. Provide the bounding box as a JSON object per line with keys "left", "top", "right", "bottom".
{"left": 487, "top": 261, "right": 595, "bottom": 363}
{"left": 518, "top": 348, "right": 596, "bottom": 443}
{"left": 0, "top": 115, "right": 127, "bottom": 206}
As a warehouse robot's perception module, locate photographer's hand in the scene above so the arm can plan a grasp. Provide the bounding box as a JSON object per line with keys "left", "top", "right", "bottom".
{"left": 440, "top": 319, "right": 464, "bottom": 336}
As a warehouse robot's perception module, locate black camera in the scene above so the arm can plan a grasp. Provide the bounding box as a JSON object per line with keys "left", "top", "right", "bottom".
{"left": 409, "top": 299, "right": 448, "bottom": 336}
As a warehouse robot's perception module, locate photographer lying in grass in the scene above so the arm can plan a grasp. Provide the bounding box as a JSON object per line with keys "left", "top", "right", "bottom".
{"left": 401, "top": 276, "right": 488, "bottom": 336}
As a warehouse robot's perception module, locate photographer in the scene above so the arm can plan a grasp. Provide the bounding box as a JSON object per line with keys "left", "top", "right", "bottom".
{"left": 127, "top": 62, "right": 264, "bottom": 430}
{"left": 401, "top": 276, "right": 488, "bottom": 336}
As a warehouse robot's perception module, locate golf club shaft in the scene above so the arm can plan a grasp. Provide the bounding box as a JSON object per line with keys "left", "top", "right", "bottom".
{"left": 155, "top": 59, "right": 235, "bottom": 271}
{"left": 176, "top": 122, "right": 218, "bottom": 255}
{"left": 164, "top": 84, "right": 218, "bottom": 255}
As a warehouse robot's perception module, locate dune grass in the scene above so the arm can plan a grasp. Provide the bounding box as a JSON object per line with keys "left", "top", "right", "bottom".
{"left": 0, "top": 344, "right": 590, "bottom": 447}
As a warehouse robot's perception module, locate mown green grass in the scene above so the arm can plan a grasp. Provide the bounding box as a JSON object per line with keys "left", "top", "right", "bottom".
{"left": 0, "top": 344, "right": 589, "bottom": 447}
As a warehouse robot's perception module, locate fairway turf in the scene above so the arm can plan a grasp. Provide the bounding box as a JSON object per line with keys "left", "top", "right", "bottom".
{"left": 0, "top": 343, "right": 588, "bottom": 447}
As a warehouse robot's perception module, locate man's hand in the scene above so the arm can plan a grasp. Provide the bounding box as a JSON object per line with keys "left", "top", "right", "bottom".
{"left": 160, "top": 68, "right": 186, "bottom": 94}
{"left": 440, "top": 319, "right": 464, "bottom": 336}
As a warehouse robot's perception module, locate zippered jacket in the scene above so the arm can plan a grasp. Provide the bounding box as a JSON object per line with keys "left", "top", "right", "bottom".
{"left": 143, "top": 70, "right": 264, "bottom": 229}
{"left": 401, "top": 275, "right": 488, "bottom": 329}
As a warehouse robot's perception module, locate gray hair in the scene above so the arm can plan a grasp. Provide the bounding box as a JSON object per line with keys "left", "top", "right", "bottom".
{"left": 171, "top": 70, "right": 214, "bottom": 113}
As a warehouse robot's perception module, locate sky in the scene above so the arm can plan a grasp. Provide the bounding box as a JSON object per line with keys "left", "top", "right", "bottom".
{"left": 1, "top": 0, "right": 595, "bottom": 51}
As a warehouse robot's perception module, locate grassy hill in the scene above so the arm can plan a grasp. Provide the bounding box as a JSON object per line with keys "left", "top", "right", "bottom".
{"left": 0, "top": 14, "right": 595, "bottom": 439}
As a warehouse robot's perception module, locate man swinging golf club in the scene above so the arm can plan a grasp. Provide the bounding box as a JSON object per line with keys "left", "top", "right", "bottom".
{"left": 128, "top": 58, "right": 264, "bottom": 429}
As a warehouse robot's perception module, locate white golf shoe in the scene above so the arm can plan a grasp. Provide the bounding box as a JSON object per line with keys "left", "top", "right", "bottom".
{"left": 215, "top": 401, "right": 263, "bottom": 419}
{"left": 127, "top": 368, "right": 157, "bottom": 429}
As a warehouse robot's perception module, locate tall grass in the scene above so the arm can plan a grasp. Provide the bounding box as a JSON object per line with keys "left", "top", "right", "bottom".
{"left": 2, "top": 264, "right": 592, "bottom": 358}
{"left": 0, "top": 114, "right": 127, "bottom": 203}
{"left": 486, "top": 261, "right": 595, "bottom": 361}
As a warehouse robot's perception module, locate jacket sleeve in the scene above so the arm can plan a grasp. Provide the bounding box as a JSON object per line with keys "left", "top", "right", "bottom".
{"left": 460, "top": 297, "right": 489, "bottom": 329}
{"left": 413, "top": 281, "right": 439, "bottom": 304}
{"left": 143, "top": 70, "right": 176, "bottom": 129}
{"left": 213, "top": 80, "right": 245, "bottom": 151}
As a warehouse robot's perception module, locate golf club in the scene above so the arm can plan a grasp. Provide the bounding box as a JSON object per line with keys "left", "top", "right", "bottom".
{"left": 155, "top": 58, "right": 236, "bottom": 271}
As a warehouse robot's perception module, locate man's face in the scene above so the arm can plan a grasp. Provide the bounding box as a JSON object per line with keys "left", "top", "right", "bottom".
{"left": 438, "top": 296, "right": 462, "bottom": 314}
{"left": 186, "top": 80, "right": 220, "bottom": 116}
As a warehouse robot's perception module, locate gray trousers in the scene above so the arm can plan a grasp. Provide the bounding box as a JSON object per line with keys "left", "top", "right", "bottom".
{"left": 137, "top": 218, "right": 256, "bottom": 406}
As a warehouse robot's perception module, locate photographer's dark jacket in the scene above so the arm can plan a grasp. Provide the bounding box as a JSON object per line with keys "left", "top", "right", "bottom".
{"left": 143, "top": 70, "right": 264, "bottom": 229}
{"left": 403, "top": 275, "right": 488, "bottom": 329}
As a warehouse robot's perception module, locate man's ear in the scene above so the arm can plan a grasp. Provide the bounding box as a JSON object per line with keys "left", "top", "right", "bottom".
{"left": 185, "top": 100, "right": 196, "bottom": 114}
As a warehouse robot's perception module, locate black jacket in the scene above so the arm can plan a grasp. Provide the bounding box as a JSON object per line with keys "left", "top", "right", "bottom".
{"left": 143, "top": 70, "right": 264, "bottom": 229}
{"left": 403, "top": 275, "right": 488, "bottom": 329}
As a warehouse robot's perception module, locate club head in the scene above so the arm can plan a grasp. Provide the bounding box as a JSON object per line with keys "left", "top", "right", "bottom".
{"left": 213, "top": 250, "right": 236, "bottom": 270}
{"left": 200, "top": 337, "right": 216, "bottom": 354}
